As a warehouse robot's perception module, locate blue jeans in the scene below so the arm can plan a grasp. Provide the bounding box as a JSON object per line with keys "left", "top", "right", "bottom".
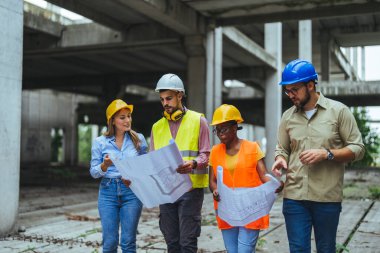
{"left": 283, "top": 198, "right": 342, "bottom": 253}
{"left": 221, "top": 227, "right": 260, "bottom": 253}
{"left": 159, "top": 188, "right": 204, "bottom": 253}
{"left": 98, "top": 178, "right": 143, "bottom": 253}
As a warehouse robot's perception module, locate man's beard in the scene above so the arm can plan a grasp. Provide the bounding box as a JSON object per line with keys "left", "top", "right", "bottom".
{"left": 296, "top": 89, "right": 311, "bottom": 110}
{"left": 164, "top": 105, "right": 179, "bottom": 114}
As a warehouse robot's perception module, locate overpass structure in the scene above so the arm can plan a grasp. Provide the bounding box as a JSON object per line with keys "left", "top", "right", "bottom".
{"left": 1, "top": 0, "right": 380, "bottom": 235}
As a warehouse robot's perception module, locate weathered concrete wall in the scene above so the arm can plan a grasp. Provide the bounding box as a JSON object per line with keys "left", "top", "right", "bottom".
{"left": 0, "top": 0, "right": 23, "bottom": 236}
{"left": 21, "top": 90, "right": 97, "bottom": 165}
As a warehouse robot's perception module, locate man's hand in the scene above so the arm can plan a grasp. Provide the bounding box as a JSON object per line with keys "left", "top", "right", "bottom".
{"left": 271, "top": 157, "right": 288, "bottom": 177}
{"left": 299, "top": 149, "right": 327, "bottom": 165}
{"left": 122, "top": 179, "right": 131, "bottom": 187}
{"left": 176, "top": 160, "right": 194, "bottom": 174}
{"left": 275, "top": 181, "right": 285, "bottom": 193}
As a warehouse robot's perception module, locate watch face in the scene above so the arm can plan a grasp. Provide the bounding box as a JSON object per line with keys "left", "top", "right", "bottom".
{"left": 328, "top": 151, "right": 334, "bottom": 160}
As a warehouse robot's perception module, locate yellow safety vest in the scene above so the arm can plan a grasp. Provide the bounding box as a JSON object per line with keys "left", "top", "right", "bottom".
{"left": 152, "top": 110, "right": 209, "bottom": 188}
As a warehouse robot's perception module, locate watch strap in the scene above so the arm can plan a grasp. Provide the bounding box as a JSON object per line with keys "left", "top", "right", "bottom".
{"left": 192, "top": 159, "right": 198, "bottom": 169}
{"left": 325, "top": 148, "right": 334, "bottom": 160}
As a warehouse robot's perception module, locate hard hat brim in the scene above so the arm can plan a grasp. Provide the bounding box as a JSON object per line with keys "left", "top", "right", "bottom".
{"left": 210, "top": 119, "right": 244, "bottom": 126}
{"left": 155, "top": 87, "right": 185, "bottom": 93}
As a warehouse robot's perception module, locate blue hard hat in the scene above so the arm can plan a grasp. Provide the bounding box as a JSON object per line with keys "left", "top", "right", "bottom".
{"left": 279, "top": 59, "right": 318, "bottom": 86}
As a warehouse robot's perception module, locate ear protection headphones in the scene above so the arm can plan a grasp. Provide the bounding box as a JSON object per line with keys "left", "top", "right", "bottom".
{"left": 163, "top": 109, "right": 186, "bottom": 121}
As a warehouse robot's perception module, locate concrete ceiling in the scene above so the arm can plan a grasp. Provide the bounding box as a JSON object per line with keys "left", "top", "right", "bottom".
{"left": 21, "top": 0, "right": 380, "bottom": 126}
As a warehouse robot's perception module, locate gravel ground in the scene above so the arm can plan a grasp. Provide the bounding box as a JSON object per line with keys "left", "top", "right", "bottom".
{"left": 343, "top": 168, "right": 380, "bottom": 200}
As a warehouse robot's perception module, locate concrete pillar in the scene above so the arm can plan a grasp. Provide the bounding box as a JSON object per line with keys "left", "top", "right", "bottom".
{"left": 352, "top": 47, "right": 358, "bottom": 81}
{"left": 264, "top": 23, "right": 282, "bottom": 167}
{"left": 320, "top": 32, "right": 331, "bottom": 81}
{"left": 299, "top": 20, "right": 312, "bottom": 61}
{"left": 346, "top": 47, "right": 352, "bottom": 63}
{"left": 184, "top": 35, "right": 207, "bottom": 115}
{"left": 205, "top": 27, "right": 223, "bottom": 145}
{"left": 0, "top": 0, "right": 23, "bottom": 235}
{"left": 70, "top": 96, "right": 79, "bottom": 166}
{"left": 361, "top": 46, "right": 365, "bottom": 80}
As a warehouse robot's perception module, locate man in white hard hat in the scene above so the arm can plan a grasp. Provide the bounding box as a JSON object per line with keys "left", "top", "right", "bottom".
{"left": 150, "top": 73, "right": 210, "bottom": 253}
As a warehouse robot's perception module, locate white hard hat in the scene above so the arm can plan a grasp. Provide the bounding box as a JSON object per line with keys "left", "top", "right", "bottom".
{"left": 155, "top": 73, "right": 185, "bottom": 93}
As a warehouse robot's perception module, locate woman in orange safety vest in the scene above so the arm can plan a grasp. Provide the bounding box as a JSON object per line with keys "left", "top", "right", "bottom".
{"left": 209, "top": 104, "right": 283, "bottom": 253}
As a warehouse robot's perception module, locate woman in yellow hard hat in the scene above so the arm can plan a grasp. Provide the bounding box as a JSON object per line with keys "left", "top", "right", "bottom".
{"left": 208, "top": 104, "right": 283, "bottom": 253}
{"left": 90, "top": 99, "right": 148, "bottom": 253}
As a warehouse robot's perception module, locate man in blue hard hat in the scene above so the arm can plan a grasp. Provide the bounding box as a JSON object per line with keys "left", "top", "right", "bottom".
{"left": 272, "top": 59, "right": 365, "bottom": 253}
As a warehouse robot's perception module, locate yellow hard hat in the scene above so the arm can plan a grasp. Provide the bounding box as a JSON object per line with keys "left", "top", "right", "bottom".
{"left": 106, "top": 99, "right": 133, "bottom": 124}
{"left": 211, "top": 104, "right": 244, "bottom": 126}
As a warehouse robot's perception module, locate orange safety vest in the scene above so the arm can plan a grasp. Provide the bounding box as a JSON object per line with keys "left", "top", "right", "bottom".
{"left": 210, "top": 140, "right": 269, "bottom": 230}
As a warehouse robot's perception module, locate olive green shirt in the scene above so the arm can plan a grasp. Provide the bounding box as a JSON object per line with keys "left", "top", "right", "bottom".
{"left": 275, "top": 93, "right": 364, "bottom": 202}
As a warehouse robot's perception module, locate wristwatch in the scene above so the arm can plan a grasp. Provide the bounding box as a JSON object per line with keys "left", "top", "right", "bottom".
{"left": 192, "top": 159, "right": 198, "bottom": 170}
{"left": 325, "top": 148, "right": 334, "bottom": 160}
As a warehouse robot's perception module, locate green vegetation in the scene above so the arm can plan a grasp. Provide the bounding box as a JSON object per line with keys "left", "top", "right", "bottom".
{"left": 350, "top": 107, "right": 380, "bottom": 167}
{"left": 77, "top": 228, "right": 102, "bottom": 239}
{"left": 257, "top": 237, "right": 266, "bottom": 249}
{"left": 368, "top": 186, "right": 380, "bottom": 199}
{"left": 19, "top": 246, "right": 36, "bottom": 253}
{"left": 343, "top": 182, "right": 357, "bottom": 189}
{"left": 336, "top": 243, "right": 350, "bottom": 252}
{"left": 78, "top": 124, "right": 93, "bottom": 164}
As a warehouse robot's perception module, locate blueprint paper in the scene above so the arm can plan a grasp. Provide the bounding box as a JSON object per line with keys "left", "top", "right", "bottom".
{"left": 217, "top": 166, "right": 280, "bottom": 226}
{"left": 110, "top": 141, "right": 192, "bottom": 208}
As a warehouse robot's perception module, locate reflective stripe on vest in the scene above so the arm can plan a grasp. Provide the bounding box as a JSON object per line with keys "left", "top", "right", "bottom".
{"left": 152, "top": 110, "right": 209, "bottom": 188}
{"left": 191, "top": 167, "right": 208, "bottom": 175}
{"left": 180, "top": 150, "right": 199, "bottom": 158}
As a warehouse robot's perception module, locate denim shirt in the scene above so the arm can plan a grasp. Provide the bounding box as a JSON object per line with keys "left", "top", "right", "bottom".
{"left": 90, "top": 132, "right": 148, "bottom": 179}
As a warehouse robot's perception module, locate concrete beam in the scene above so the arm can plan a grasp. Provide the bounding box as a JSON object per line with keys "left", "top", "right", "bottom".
{"left": 223, "top": 66, "right": 265, "bottom": 90}
{"left": 23, "top": 1, "right": 73, "bottom": 25}
{"left": 227, "top": 81, "right": 380, "bottom": 99}
{"left": 23, "top": 66, "right": 266, "bottom": 90}
{"left": 331, "top": 42, "right": 359, "bottom": 81}
{"left": 215, "top": 1, "right": 380, "bottom": 26}
{"left": 335, "top": 32, "right": 380, "bottom": 47}
{"left": 59, "top": 22, "right": 180, "bottom": 47}
{"left": 24, "top": 10, "right": 64, "bottom": 37}
{"left": 116, "top": 0, "right": 205, "bottom": 35}
{"left": 223, "top": 27, "right": 277, "bottom": 70}
{"left": 43, "top": 0, "right": 127, "bottom": 31}
{"left": 23, "top": 71, "right": 182, "bottom": 90}
{"left": 225, "top": 86, "right": 264, "bottom": 100}
{"left": 24, "top": 39, "right": 179, "bottom": 59}
{"left": 187, "top": 0, "right": 262, "bottom": 11}
{"left": 320, "top": 80, "right": 380, "bottom": 96}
